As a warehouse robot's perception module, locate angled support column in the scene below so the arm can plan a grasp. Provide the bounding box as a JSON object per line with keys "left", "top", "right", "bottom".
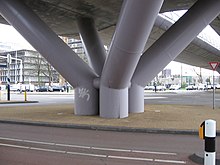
{"left": 77, "top": 18, "right": 106, "bottom": 76}
{"left": 130, "top": 0, "right": 220, "bottom": 113}
{"left": 100, "top": 0, "right": 163, "bottom": 118}
{"left": 0, "top": 0, "right": 99, "bottom": 115}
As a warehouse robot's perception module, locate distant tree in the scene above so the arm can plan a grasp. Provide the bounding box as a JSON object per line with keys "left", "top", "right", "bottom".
{"left": 28, "top": 53, "right": 56, "bottom": 86}
{"left": 182, "top": 82, "right": 187, "bottom": 88}
{"left": 193, "top": 67, "right": 203, "bottom": 83}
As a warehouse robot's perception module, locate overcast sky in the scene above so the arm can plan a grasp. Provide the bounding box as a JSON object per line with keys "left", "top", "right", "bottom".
{"left": 0, "top": 23, "right": 34, "bottom": 50}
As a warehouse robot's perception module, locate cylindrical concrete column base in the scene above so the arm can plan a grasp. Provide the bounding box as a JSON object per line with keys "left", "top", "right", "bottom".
{"left": 129, "top": 83, "right": 144, "bottom": 113}
{"left": 74, "top": 85, "right": 99, "bottom": 115}
{"left": 100, "top": 86, "right": 128, "bottom": 118}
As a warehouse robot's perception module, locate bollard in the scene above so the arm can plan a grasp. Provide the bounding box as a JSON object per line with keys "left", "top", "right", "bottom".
{"left": 199, "top": 119, "right": 216, "bottom": 165}
{"left": 24, "top": 89, "right": 27, "bottom": 101}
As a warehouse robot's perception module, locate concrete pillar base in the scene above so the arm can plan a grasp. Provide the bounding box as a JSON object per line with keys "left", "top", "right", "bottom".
{"left": 74, "top": 85, "right": 99, "bottom": 115}
{"left": 129, "top": 83, "right": 144, "bottom": 113}
{"left": 100, "top": 86, "right": 128, "bottom": 118}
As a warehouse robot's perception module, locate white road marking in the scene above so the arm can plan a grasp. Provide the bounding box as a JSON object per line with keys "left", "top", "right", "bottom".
{"left": 56, "top": 143, "right": 90, "bottom": 149}
{"left": 108, "top": 155, "right": 153, "bottom": 162}
{"left": 67, "top": 151, "right": 107, "bottom": 158}
{"left": 0, "top": 137, "right": 23, "bottom": 142}
{"left": 91, "top": 147, "right": 131, "bottom": 152}
{"left": 0, "top": 136, "right": 186, "bottom": 164}
{"left": 24, "top": 140, "right": 55, "bottom": 145}
{"left": 30, "top": 147, "right": 66, "bottom": 153}
{"left": 132, "top": 150, "right": 177, "bottom": 155}
{"left": 0, "top": 143, "right": 29, "bottom": 149}
{"left": 1, "top": 136, "right": 176, "bottom": 156}
{"left": 144, "top": 97, "right": 167, "bottom": 99}
{"left": 155, "top": 159, "right": 186, "bottom": 164}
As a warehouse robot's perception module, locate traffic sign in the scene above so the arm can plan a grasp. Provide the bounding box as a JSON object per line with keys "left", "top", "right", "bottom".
{"left": 209, "top": 62, "right": 219, "bottom": 71}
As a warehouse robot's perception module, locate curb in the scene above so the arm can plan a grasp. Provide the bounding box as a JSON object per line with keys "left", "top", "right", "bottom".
{"left": 0, "top": 101, "right": 39, "bottom": 104}
{"left": 0, "top": 119, "right": 220, "bottom": 135}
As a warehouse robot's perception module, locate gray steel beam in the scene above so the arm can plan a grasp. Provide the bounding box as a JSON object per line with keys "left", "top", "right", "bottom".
{"left": 130, "top": 0, "right": 220, "bottom": 113}
{"left": 101, "top": 0, "right": 164, "bottom": 89}
{"left": 132, "top": 0, "right": 220, "bottom": 87}
{"left": 0, "top": 0, "right": 99, "bottom": 115}
{"left": 77, "top": 18, "right": 106, "bottom": 76}
{"left": 100, "top": 0, "right": 163, "bottom": 118}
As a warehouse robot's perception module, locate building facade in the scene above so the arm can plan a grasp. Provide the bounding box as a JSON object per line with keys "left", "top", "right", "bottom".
{"left": 0, "top": 49, "right": 59, "bottom": 85}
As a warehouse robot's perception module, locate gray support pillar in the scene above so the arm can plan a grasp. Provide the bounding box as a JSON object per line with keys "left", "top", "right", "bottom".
{"left": 132, "top": 0, "right": 220, "bottom": 87}
{"left": 100, "top": 86, "right": 128, "bottom": 118}
{"left": 75, "top": 84, "right": 99, "bottom": 115}
{"left": 77, "top": 18, "right": 106, "bottom": 76}
{"left": 129, "top": 83, "right": 144, "bottom": 113}
{"left": 100, "top": 0, "right": 163, "bottom": 118}
{"left": 0, "top": 0, "right": 99, "bottom": 115}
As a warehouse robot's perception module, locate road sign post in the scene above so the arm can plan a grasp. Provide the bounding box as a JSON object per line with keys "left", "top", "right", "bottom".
{"left": 209, "top": 62, "right": 219, "bottom": 110}
{"left": 213, "top": 71, "right": 215, "bottom": 109}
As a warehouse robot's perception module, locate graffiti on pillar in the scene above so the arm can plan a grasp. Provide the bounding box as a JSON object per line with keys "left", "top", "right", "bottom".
{"left": 78, "top": 88, "right": 90, "bottom": 101}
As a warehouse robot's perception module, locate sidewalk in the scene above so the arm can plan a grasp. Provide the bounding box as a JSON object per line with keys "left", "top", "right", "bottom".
{"left": 0, "top": 102, "right": 219, "bottom": 133}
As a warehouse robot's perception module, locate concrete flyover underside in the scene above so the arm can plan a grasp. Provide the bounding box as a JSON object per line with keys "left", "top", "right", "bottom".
{"left": 0, "top": 0, "right": 220, "bottom": 118}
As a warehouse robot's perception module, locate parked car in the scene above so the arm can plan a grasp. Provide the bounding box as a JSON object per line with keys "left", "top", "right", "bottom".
{"left": 20, "top": 84, "right": 35, "bottom": 92}
{"left": 0, "top": 85, "right": 6, "bottom": 90}
{"left": 155, "top": 85, "right": 166, "bottom": 91}
{"left": 215, "top": 84, "right": 220, "bottom": 89}
{"left": 10, "top": 84, "right": 21, "bottom": 91}
{"left": 169, "top": 85, "right": 181, "bottom": 90}
{"left": 50, "top": 86, "right": 64, "bottom": 92}
{"left": 36, "top": 86, "right": 50, "bottom": 92}
{"left": 210, "top": 84, "right": 220, "bottom": 89}
{"left": 198, "top": 84, "right": 207, "bottom": 90}
{"left": 144, "top": 86, "right": 154, "bottom": 90}
{"left": 186, "top": 85, "right": 197, "bottom": 90}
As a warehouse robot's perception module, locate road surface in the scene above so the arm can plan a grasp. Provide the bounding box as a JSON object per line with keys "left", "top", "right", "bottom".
{"left": 144, "top": 90, "right": 220, "bottom": 107}
{"left": 0, "top": 123, "right": 216, "bottom": 165}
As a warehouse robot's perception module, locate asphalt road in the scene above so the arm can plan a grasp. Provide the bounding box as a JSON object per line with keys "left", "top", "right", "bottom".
{"left": 0, "top": 123, "right": 213, "bottom": 165}
{"left": 144, "top": 90, "right": 220, "bottom": 107}
{"left": 0, "top": 91, "right": 220, "bottom": 164}
{"left": 0, "top": 92, "right": 74, "bottom": 106}
{"left": 1, "top": 90, "right": 219, "bottom": 107}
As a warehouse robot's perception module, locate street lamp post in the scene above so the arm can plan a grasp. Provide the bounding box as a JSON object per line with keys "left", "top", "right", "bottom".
{"left": 7, "top": 54, "right": 11, "bottom": 101}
